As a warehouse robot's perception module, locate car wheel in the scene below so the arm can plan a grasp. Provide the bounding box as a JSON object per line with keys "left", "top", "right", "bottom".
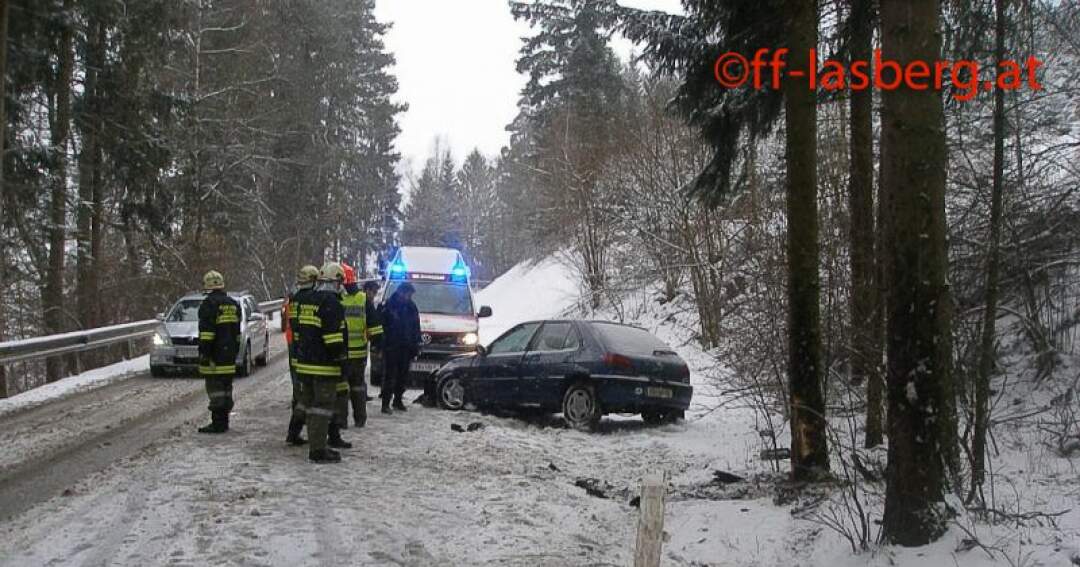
{"left": 150, "top": 365, "right": 166, "bottom": 378}
{"left": 255, "top": 333, "right": 269, "bottom": 366}
{"left": 562, "top": 382, "right": 601, "bottom": 432}
{"left": 437, "top": 375, "right": 467, "bottom": 410}
{"left": 237, "top": 342, "right": 252, "bottom": 377}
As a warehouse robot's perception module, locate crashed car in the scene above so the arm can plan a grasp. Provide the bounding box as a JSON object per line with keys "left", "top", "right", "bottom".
{"left": 429, "top": 319, "right": 692, "bottom": 430}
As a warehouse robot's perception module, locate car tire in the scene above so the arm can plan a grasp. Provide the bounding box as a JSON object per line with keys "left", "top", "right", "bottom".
{"left": 664, "top": 409, "right": 686, "bottom": 423}
{"left": 255, "top": 333, "right": 269, "bottom": 366}
{"left": 562, "top": 381, "right": 601, "bottom": 432}
{"left": 237, "top": 342, "right": 252, "bottom": 377}
{"left": 437, "top": 375, "right": 467, "bottom": 410}
{"left": 150, "top": 365, "right": 166, "bottom": 378}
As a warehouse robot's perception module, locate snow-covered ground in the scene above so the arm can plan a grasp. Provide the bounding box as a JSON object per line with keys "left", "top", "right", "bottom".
{"left": 475, "top": 255, "right": 580, "bottom": 344}
{"left": 0, "top": 258, "right": 1077, "bottom": 566}
{"left": 0, "top": 354, "right": 149, "bottom": 419}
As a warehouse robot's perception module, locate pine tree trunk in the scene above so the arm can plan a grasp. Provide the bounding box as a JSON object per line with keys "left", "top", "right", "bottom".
{"left": 0, "top": 0, "right": 9, "bottom": 398}
{"left": 847, "top": 0, "right": 882, "bottom": 448}
{"left": 784, "top": 0, "right": 829, "bottom": 481}
{"left": 44, "top": 0, "right": 76, "bottom": 382}
{"left": 971, "top": 0, "right": 1008, "bottom": 504}
{"left": 77, "top": 16, "right": 106, "bottom": 333}
{"left": 880, "top": 0, "right": 955, "bottom": 545}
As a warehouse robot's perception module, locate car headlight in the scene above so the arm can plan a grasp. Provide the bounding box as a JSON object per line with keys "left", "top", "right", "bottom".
{"left": 461, "top": 332, "right": 479, "bottom": 346}
{"left": 152, "top": 332, "right": 167, "bottom": 346}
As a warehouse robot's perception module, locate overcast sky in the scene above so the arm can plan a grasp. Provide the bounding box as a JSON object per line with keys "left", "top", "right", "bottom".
{"left": 372, "top": 0, "right": 684, "bottom": 176}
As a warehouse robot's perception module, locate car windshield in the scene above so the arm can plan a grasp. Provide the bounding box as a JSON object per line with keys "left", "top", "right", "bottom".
{"left": 167, "top": 299, "right": 202, "bottom": 322}
{"left": 386, "top": 281, "right": 473, "bottom": 315}
{"left": 590, "top": 322, "right": 674, "bottom": 356}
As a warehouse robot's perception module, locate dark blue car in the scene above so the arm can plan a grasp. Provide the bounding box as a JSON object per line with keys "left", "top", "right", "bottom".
{"left": 430, "top": 320, "right": 693, "bottom": 430}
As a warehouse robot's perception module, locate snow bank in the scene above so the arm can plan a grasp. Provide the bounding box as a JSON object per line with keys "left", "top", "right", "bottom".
{"left": 0, "top": 354, "right": 149, "bottom": 418}
{"left": 475, "top": 256, "right": 580, "bottom": 343}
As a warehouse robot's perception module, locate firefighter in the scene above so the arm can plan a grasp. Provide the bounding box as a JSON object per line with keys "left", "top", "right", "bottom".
{"left": 285, "top": 264, "right": 319, "bottom": 446}
{"left": 363, "top": 280, "right": 383, "bottom": 407}
{"left": 378, "top": 282, "right": 422, "bottom": 414}
{"left": 295, "top": 262, "right": 348, "bottom": 463}
{"left": 197, "top": 270, "right": 242, "bottom": 434}
{"left": 336, "top": 265, "right": 377, "bottom": 430}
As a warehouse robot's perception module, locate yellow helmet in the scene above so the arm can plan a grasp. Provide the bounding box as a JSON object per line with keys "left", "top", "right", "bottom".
{"left": 296, "top": 265, "right": 319, "bottom": 285}
{"left": 203, "top": 270, "right": 225, "bottom": 290}
{"left": 318, "top": 262, "right": 345, "bottom": 282}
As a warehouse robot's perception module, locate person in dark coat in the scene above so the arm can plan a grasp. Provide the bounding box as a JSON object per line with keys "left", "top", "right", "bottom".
{"left": 378, "top": 282, "right": 421, "bottom": 413}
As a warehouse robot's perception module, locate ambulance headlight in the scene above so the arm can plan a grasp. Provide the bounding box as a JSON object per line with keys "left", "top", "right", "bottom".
{"left": 461, "top": 333, "right": 479, "bottom": 346}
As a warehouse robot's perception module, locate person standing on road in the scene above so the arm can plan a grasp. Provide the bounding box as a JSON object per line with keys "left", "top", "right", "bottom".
{"left": 285, "top": 264, "right": 319, "bottom": 446}
{"left": 197, "top": 270, "right": 242, "bottom": 434}
{"left": 295, "top": 262, "right": 348, "bottom": 463}
{"left": 336, "top": 265, "right": 378, "bottom": 430}
{"left": 378, "top": 282, "right": 421, "bottom": 414}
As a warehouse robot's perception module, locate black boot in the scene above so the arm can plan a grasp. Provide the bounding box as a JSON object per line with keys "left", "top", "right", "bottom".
{"left": 381, "top": 398, "right": 393, "bottom": 415}
{"left": 309, "top": 448, "right": 341, "bottom": 464}
{"left": 328, "top": 423, "right": 352, "bottom": 449}
{"left": 392, "top": 396, "right": 407, "bottom": 412}
{"left": 286, "top": 417, "right": 307, "bottom": 446}
{"left": 198, "top": 411, "right": 228, "bottom": 434}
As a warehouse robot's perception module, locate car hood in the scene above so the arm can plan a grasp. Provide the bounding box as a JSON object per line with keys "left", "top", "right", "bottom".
{"left": 419, "top": 314, "right": 477, "bottom": 334}
{"left": 164, "top": 321, "right": 197, "bottom": 338}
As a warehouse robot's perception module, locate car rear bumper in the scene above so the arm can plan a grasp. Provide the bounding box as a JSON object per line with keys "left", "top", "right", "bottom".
{"left": 592, "top": 375, "right": 693, "bottom": 413}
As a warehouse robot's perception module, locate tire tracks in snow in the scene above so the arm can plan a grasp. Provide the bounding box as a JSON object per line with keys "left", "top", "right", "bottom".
{"left": 0, "top": 336, "right": 289, "bottom": 522}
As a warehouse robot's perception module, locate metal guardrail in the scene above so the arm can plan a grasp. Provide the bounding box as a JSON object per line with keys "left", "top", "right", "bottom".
{"left": 0, "top": 299, "right": 284, "bottom": 366}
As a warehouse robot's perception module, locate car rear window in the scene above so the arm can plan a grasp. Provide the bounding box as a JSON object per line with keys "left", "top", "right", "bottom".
{"left": 589, "top": 322, "right": 674, "bottom": 356}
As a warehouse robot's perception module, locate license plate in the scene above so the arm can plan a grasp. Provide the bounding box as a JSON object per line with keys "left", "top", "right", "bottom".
{"left": 646, "top": 387, "right": 673, "bottom": 399}
{"left": 410, "top": 361, "right": 441, "bottom": 373}
{"left": 178, "top": 346, "right": 199, "bottom": 358}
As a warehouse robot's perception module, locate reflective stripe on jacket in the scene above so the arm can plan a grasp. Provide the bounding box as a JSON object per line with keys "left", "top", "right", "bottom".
{"left": 198, "top": 290, "right": 241, "bottom": 377}
{"left": 341, "top": 290, "right": 368, "bottom": 359}
{"left": 294, "top": 288, "right": 345, "bottom": 378}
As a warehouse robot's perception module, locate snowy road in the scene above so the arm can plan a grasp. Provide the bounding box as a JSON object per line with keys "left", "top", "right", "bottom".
{"left": 0, "top": 362, "right": 768, "bottom": 566}
{"left": 0, "top": 336, "right": 290, "bottom": 521}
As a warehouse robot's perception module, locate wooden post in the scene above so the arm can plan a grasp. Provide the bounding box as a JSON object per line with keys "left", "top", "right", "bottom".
{"left": 634, "top": 471, "right": 667, "bottom": 567}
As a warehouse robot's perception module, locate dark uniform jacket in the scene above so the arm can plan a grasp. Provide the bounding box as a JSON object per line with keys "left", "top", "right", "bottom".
{"left": 294, "top": 288, "right": 346, "bottom": 377}
{"left": 379, "top": 291, "right": 422, "bottom": 355}
{"left": 198, "top": 290, "right": 241, "bottom": 376}
{"left": 287, "top": 286, "right": 315, "bottom": 359}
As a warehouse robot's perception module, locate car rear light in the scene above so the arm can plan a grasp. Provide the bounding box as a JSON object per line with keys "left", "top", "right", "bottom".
{"left": 603, "top": 353, "right": 635, "bottom": 373}
{"left": 679, "top": 364, "right": 691, "bottom": 382}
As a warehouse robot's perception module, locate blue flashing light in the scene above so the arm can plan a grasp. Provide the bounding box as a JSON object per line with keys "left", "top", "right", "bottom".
{"left": 388, "top": 261, "right": 407, "bottom": 280}
{"left": 449, "top": 260, "right": 469, "bottom": 284}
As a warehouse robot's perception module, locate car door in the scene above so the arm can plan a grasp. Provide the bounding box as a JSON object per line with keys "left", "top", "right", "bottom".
{"left": 247, "top": 297, "right": 267, "bottom": 352}
{"left": 472, "top": 322, "right": 540, "bottom": 407}
{"left": 520, "top": 322, "right": 581, "bottom": 408}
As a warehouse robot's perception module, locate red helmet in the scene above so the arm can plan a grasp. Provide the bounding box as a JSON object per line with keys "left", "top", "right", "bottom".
{"left": 341, "top": 263, "right": 357, "bottom": 285}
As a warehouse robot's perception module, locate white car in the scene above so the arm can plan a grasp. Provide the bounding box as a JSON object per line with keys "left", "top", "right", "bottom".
{"left": 149, "top": 291, "right": 270, "bottom": 377}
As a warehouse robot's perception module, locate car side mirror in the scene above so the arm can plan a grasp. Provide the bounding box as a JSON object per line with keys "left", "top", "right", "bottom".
{"left": 478, "top": 306, "right": 493, "bottom": 318}
{"left": 476, "top": 344, "right": 487, "bottom": 357}
{"left": 155, "top": 312, "right": 165, "bottom": 321}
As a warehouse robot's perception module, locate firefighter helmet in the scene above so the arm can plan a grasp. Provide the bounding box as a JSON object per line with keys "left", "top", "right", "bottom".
{"left": 318, "top": 262, "right": 345, "bottom": 282}
{"left": 341, "top": 263, "right": 358, "bottom": 285}
{"left": 203, "top": 270, "right": 225, "bottom": 290}
{"left": 296, "top": 264, "right": 319, "bottom": 285}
